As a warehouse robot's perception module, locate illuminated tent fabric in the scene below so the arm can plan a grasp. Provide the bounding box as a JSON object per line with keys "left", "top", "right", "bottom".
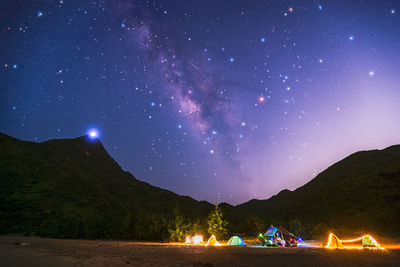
{"left": 327, "top": 233, "right": 344, "bottom": 248}
{"left": 362, "top": 235, "right": 375, "bottom": 247}
{"left": 227, "top": 236, "right": 246, "bottom": 246}
{"left": 206, "top": 235, "right": 220, "bottom": 246}
{"left": 264, "top": 226, "right": 279, "bottom": 237}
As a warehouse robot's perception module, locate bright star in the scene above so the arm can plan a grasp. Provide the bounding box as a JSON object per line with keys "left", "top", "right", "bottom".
{"left": 229, "top": 57, "right": 235, "bottom": 62}
{"left": 37, "top": 11, "right": 43, "bottom": 17}
{"left": 348, "top": 35, "right": 354, "bottom": 41}
{"left": 317, "top": 4, "right": 323, "bottom": 11}
{"left": 87, "top": 128, "right": 100, "bottom": 140}
{"left": 12, "top": 64, "right": 18, "bottom": 69}
{"left": 260, "top": 37, "right": 266, "bottom": 43}
{"left": 369, "top": 71, "right": 375, "bottom": 76}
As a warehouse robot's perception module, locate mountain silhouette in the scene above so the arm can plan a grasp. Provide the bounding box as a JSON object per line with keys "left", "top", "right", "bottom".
{"left": 0, "top": 132, "right": 212, "bottom": 239}
{"left": 1, "top": 132, "right": 399, "bottom": 239}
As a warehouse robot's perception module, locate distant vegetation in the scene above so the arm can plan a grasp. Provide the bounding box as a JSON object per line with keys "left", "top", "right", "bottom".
{"left": 167, "top": 204, "right": 228, "bottom": 242}
{"left": 1, "top": 132, "right": 399, "bottom": 240}
{"left": 207, "top": 204, "right": 229, "bottom": 240}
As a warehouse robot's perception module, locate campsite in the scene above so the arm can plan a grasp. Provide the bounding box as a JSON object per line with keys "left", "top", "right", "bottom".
{"left": 2, "top": 235, "right": 400, "bottom": 267}
{"left": 2, "top": 223, "right": 400, "bottom": 266}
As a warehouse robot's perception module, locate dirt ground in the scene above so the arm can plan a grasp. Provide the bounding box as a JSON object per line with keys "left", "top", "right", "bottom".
{"left": 1, "top": 236, "right": 399, "bottom": 266}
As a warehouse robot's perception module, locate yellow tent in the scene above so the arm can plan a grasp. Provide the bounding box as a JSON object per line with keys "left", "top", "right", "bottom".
{"left": 326, "top": 233, "right": 343, "bottom": 248}
{"left": 205, "top": 235, "right": 221, "bottom": 246}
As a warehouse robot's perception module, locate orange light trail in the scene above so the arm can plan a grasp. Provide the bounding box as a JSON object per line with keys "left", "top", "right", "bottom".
{"left": 325, "top": 233, "right": 384, "bottom": 250}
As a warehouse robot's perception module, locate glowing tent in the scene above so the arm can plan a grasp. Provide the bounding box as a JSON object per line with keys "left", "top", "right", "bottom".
{"left": 362, "top": 235, "right": 378, "bottom": 247}
{"left": 185, "top": 235, "right": 204, "bottom": 245}
{"left": 326, "top": 233, "right": 344, "bottom": 248}
{"left": 264, "top": 226, "right": 279, "bottom": 237}
{"left": 326, "top": 233, "right": 384, "bottom": 250}
{"left": 227, "top": 236, "right": 246, "bottom": 246}
{"left": 261, "top": 226, "right": 285, "bottom": 246}
{"left": 205, "top": 235, "right": 221, "bottom": 246}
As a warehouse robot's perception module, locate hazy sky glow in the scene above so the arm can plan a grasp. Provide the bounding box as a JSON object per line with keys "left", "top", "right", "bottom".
{"left": 1, "top": 0, "right": 400, "bottom": 204}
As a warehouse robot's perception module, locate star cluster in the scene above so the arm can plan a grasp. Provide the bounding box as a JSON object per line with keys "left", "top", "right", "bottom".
{"left": 1, "top": 0, "right": 400, "bottom": 204}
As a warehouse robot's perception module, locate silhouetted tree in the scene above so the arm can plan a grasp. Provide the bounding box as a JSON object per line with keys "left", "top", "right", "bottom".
{"left": 168, "top": 207, "right": 190, "bottom": 242}
{"left": 207, "top": 204, "right": 228, "bottom": 239}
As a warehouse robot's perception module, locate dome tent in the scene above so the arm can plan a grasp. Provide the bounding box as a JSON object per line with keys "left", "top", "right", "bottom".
{"left": 227, "top": 236, "right": 246, "bottom": 246}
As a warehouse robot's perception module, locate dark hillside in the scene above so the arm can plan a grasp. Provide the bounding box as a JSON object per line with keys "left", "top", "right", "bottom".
{"left": 0, "top": 133, "right": 213, "bottom": 239}
{"left": 233, "top": 145, "right": 400, "bottom": 237}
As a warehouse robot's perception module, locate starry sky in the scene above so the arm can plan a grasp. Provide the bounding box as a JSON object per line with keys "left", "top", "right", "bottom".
{"left": 1, "top": 0, "right": 400, "bottom": 204}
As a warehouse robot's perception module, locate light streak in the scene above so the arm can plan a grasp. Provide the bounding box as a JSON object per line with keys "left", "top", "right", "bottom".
{"left": 189, "top": 62, "right": 200, "bottom": 70}
{"left": 325, "top": 233, "right": 384, "bottom": 250}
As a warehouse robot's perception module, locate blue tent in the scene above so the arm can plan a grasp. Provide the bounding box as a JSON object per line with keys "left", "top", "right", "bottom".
{"left": 261, "top": 226, "right": 285, "bottom": 246}
{"left": 264, "top": 226, "right": 279, "bottom": 237}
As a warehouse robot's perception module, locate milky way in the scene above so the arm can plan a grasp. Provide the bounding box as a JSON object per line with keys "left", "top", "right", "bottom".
{"left": 1, "top": 0, "right": 400, "bottom": 204}
{"left": 118, "top": 1, "right": 243, "bottom": 154}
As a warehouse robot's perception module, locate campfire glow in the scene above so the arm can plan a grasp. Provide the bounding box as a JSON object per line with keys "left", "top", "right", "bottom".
{"left": 185, "top": 235, "right": 204, "bottom": 245}
{"left": 193, "top": 235, "right": 204, "bottom": 245}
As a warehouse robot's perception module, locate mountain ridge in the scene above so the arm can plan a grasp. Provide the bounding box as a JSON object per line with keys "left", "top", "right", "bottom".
{"left": 0, "top": 132, "right": 213, "bottom": 239}
{"left": 1, "top": 132, "right": 399, "bottom": 239}
{"left": 230, "top": 144, "right": 400, "bottom": 237}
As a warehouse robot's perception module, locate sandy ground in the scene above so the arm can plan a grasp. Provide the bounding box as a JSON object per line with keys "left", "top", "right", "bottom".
{"left": 1, "top": 236, "right": 399, "bottom": 266}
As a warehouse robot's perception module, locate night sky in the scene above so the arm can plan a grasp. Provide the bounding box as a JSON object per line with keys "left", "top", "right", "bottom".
{"left": 1, "top": 0, "right": 400, "bottom": 204}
